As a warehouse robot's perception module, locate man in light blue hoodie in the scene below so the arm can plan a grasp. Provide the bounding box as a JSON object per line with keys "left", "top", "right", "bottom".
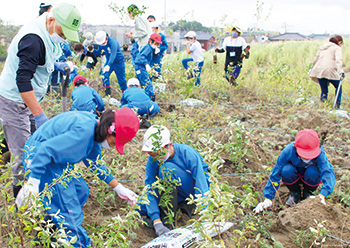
{"left": 0, "top": 3, "right": 81, "bottom": 197}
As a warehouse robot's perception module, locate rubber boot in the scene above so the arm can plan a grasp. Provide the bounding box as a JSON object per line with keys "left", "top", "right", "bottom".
{"left": 13, "top": 185, "right": 22, "bottom": 198}
{"left": 286, "top": 183, "right": 301, "bottom": 206}
{"left": 302, "top": 183, "right": 318, "bottom": 200}
{"left": 105, "top": 87, "right": 111, "bottom": 97}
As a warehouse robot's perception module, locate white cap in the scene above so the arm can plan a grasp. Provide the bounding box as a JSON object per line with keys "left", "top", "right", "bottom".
{"left": 184, "top": 31, "right": 196, "bottom": 38}
{"left": 142, "top": 125, "right": 171, "bottom": 152}
{"left": 84, "top": 32, "right": 93, "bottom": 41}
{"left": 150, "top": 21, "right": 159, "bottom": 29}
{"left": 95, "top": 31, "right": 107, "bottom": 45}
{"left": 127, "top": 78, "right": 140, "bottom": 87}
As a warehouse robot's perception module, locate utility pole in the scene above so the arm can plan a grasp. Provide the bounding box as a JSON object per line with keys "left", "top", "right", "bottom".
{"left": 164, "top": 0, "right": 167, "bottom": 25}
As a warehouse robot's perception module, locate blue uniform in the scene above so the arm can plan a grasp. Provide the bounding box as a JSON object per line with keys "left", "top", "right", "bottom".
{"left": 120, "top": 86, "right": 159, "bottom": 116}
{"left": 71, "top": 85, "right": 105, "bottom": 113}
{"left": 100, "top": 37, "right": 127, "bottom": 91}
{"left": 51, "top": 42, "right": 73, "bottom": 85}
{"left": 134, "top": 43, "right": 155, "bottom": 97}
{"left": 150, "top": 33, "right": 168, "bottom": 76}
{"left": 22, "top": 111, "right": 115, "bottom": 247}
{"left": 138, "top": 143, "right": 210, "bottom": 221}
{"left": 263, "top": 143, "right": 335, "bottom": 200}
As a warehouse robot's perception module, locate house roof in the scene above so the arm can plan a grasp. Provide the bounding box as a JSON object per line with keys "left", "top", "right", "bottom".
{"left": 308, "top": 34, "right": 330, "bottom": 40}
{"left": 269, "top": 32, "right": 307, "bottom": 41}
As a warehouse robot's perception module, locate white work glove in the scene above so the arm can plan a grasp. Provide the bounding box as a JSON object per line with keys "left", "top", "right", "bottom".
{"left": 113, "top": 183, "right": 138, "bottom": 206}
{"left": 154, "top": 47, "right": 160, "bottom": 55}
{"left": 154, "top": 222, "right": 170, "bottom": 236}
{"left": 103, "top": 65, "right": 110, "bottom": 73}
{"left": 309, "top": 194, "right": 326, "bottom": 205}
{"left": 145, "top": 64, "right": 152, "bottom": 72}
{"left": 253, "top": 198, "right": 272, "bottom": 213}
{"left": 15, "top": 177, "right": 40, "bottom": 208}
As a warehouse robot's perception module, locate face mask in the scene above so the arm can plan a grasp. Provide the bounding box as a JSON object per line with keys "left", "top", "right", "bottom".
{"left": 231, "top": 32, "right": 239, "bottom": 38}
{"left": 151, "top": 44, "right": 158, "bottom": 49}
{"left": 101, "top": 139, "right": 111, "bottom": 149}
{"left": 161, "top": 151, "right": 171, "bottom": 162}
{"left": 301, "top": 158, "right": 312, "bottom": 163}
{"left": 50, "top": 23, "right": 65, "bottom": 44}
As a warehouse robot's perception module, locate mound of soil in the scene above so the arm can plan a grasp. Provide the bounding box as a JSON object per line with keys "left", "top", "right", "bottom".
{"left": 270, "top": 198, "right": 350, "bottom": 247}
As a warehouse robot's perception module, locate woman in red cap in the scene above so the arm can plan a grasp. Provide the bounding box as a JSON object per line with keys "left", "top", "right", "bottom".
{"left": 71, "top": 75, "right": 105, "bottom": 114}
{"left": 254, "top": 129, "right": 335, "bottom": 213}
{"left": 16, "top": 108, "right": 139, "bottom": 247}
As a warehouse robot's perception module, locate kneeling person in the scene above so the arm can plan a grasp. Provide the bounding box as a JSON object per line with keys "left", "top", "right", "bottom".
{"left": 71, "top": 75, "right": 105, "bottom": 114}
{"left": 254, "top": 129, "right": 335, "bottom": 213}
{"left": 120, "top": 78, "right": 159, "bottom": 122}
{"left": 138, "top": 125, "right": 210, "bottom": 236}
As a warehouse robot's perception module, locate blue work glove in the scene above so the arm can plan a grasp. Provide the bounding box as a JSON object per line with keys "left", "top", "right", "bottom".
{"left": 154, "top": 222, "right": 170, "bottom": 236}
{"left": 34, "top": 112, "right": 48, "bottom": 129}
{"left": 54, "top": 62, "right": 69, "bottom": 75}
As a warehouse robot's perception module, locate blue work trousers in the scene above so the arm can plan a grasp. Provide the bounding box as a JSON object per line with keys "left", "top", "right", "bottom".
{"left": 134, "top": 64, "right": 155, "bottom": 97}
{"left": 151, "top": 54, "right": 164, "bottom": 76}
{"left": 281, "top": 163, "right": 321, "bottom": 187}
{"left": 182, "top": 58, "right": 204, "bottom": 86}
{"left": 318, "top": 78, "right": 342, "bottom": 106}
{"left": 102, "top": 61, "right": 127, "bottom": 91}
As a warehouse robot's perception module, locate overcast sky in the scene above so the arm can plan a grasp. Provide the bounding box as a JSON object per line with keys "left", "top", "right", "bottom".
{"left": 1, "top": 0, "right": 349, "bottom": 35}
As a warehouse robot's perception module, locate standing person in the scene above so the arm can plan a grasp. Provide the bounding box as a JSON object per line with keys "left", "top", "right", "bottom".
{"left": 0, "top": 3, "right": 81, "bottom": 197}
{"left": 137, "top": 125, "right": 210, "bottom": 236}
{"left": 149, "top": 21, "right": 168, "bottom": 78}
{"left": 254, "top": 129, "right": 336, "bottom": 213}
{"left": 182, "top": 31, "right": 204, "bottom": 86}
{"left": 215, "top": 26, "right": 249, "bottom": 86}
{"left": 121, "top": 78, "right": 160, "bottom": 127}
{"left": 95, "top": 31, "right": 127, "bottom": 96}
{"left": 70, "top": 75, "right": 105, "bottom": 114}
{"left": 309, "top": 35, "right": 345, "bottom": 109}
{"left": 125, "top": 4, "right": 151, "bottom": 50}
{"left": 39, "top": 2, "right": 52, "bottom": 16}
{"left": 16, "top": 108, "right": 139, "bottom": 247}
{"left": 134, "top": 33, "right": 162, "bottom": 101}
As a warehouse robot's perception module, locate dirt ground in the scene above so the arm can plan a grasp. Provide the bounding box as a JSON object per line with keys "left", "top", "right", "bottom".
{"left": 1, "top": 78, "right": 350, "bottom": 247}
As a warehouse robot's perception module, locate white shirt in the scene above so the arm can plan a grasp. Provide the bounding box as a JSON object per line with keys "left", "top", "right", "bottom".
{"left": 222, "top": 36, "right": 247, "bottom": 51}
{"left": 189, "top": 41, "right": 204, "bottom": 62}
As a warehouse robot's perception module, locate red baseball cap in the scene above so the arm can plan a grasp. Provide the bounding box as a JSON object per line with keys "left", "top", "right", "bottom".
{"left": 73, "top": 75, "right": 87, "bottom": 86}
{"left": 114, "top": 107, "right": 140, "bottom": 155}
{"left": 150, "top": 33, "right": 162, "bottom": 44}
{"left": 294, "top": 129, "right": 321, "bottom": 159}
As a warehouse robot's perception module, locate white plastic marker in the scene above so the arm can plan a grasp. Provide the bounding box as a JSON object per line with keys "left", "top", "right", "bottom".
{"left": 141, "top": 222, "right": 234, "bottom": 248}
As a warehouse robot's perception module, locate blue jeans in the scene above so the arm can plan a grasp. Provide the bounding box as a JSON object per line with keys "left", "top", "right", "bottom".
{"left": 182, "top": 58, "right": 204, "bottom": 86}
{"left": 318, "top": 78, "right": 342, "bottom": 106}
{"left": 281, "top": 163, "right": 321, "bottom": 187}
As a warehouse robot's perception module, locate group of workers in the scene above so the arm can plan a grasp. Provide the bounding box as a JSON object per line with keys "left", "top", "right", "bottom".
{"left": 0, "top": 1, "right": 340, "bottom": 247}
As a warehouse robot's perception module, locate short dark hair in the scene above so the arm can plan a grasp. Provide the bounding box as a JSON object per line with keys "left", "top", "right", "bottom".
{"left": 95, "top": 109, "right": 115, "bottom": 142}
{"left": 74, "top": 43, "right": 84, "bottom": 52}
{"left": 147, "top": 15, "right": 156, "bottom": 20}
{"left": 75, "top": 80, "right": 86, "bottom": 87}
{"left": 329, "top": 35, "right": 343, "bottom": 46}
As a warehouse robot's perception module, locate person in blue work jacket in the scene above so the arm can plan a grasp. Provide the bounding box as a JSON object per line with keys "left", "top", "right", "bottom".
{"left": 95, "top": 30, "right": 127, "bottom": 96}
{"left": 134, "top": 33, "right": 163, "bottom": 101}
{"left": 149, "top": 21, "right": 168, "bottom": 78}
{"left": 0, "top": 3, "right": 81, "bottom": 198}
{"left": 70, "top": 75, "right": 105, "bottom": 114}
{"left": 121, "top": 78, "right": 160, "bottom": 128}
{"left": 74, "top": 42, "right": 98, "bottom": 70}
{"left": 16, "top": 108, "right": 140, "bottom": 247}
{"left": 182, "top": 31, "right": 204, "bottom": 86}
{"left": 137, "top": 125, "right": 210, "bottom": 237}
{"left": 254, "top": 129, "right": 336, "bottom": 213}
{"left": 49, "top": 41, "right": 73, "bottom": 95}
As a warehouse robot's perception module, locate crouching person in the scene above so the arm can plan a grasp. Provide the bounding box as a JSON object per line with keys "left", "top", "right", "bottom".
{"left": 121, "top": 78, "right": 160, "bottom": 128}
{"left": 254, "top": 129, "right": 335, "bottom": 213}
{"left": 71, "top": 75, "right": 105, "bottom": 114}
{"left": 16, "top": 108, "right": 139, "bottom": 247}
{"left": 137, "top": 125, "right": 210, "bottom": 236}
